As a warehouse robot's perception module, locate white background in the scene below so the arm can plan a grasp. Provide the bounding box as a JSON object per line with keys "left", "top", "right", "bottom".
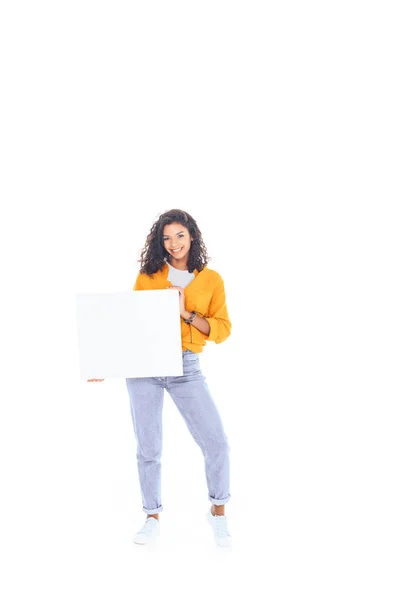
{"left": 1, "top": 1, "right": 399, "bottom": 598}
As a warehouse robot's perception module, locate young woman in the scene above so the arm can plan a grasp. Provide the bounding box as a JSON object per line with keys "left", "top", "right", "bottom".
{"left": 89, "top": 208, "right": 232, "bottom": 547}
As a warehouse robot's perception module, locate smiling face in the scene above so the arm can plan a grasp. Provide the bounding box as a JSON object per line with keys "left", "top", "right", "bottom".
{"left": 163, "top": 221, "right": 193, "bottom": 269}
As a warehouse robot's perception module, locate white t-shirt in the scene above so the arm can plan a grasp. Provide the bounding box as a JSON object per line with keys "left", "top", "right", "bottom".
{"left": 167, "top": 262, "right": 195, "bottom": 288}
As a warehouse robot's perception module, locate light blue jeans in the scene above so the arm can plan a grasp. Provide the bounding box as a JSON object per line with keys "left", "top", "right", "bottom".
{"left": 125, "top": 349, "right": 231, "bottom": 514}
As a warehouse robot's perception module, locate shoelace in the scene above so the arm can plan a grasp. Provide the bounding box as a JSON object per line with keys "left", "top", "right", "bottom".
{"left": 212, "top": 515, "right": 230, "bottom": 538}
{"left": 139, "top": 519, "right": 158, "bottom": 534}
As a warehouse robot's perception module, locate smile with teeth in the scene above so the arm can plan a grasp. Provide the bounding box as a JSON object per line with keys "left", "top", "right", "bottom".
{"left": 171, "top": 247, "right": 183, "bottom": 253}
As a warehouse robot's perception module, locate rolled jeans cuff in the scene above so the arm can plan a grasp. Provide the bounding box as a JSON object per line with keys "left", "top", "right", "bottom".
{"left": 209, "top": 493, "right": 231, "bottom": 506}
{"left": 143, "top": 505, "right": 163, "bottom": 515}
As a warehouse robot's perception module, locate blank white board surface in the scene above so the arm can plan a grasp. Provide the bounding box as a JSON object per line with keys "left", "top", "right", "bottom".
{"left": 76, "top": 289, "right": 183, "bottom": 379}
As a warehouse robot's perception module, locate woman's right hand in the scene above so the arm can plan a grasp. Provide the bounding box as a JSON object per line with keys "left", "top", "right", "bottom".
{"left": 87, "top": 378, "right": 105, "bottom": 382}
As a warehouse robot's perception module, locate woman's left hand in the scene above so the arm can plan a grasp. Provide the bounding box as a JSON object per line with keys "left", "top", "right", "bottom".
{"left": 168, "top": 285, "right": 186, "bottom": 315}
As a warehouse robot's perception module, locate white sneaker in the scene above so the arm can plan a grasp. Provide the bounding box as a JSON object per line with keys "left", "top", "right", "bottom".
{"left": 206, "top": 510, "right": 232, "bottom": 547}
{"left": 133, "top": 517, "right": 160, "bottom": 545}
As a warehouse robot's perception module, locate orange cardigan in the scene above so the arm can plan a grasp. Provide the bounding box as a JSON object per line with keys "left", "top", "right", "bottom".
{"left": 133, "top": 263, "right": 232, "bottom": 353}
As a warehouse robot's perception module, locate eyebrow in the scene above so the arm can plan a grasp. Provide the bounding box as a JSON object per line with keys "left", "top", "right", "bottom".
{"left": 163, "top": 231, "right": 185, "bottom": 237}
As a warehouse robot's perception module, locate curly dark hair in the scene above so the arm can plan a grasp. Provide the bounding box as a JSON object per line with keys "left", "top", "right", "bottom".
{"left": 138, "top": 209, "right": 210, "bottom": 275}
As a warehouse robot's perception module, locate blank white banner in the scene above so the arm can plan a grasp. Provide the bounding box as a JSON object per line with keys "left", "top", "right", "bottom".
{"left": 76, "top": 289, "right": 183, "bottom": 379}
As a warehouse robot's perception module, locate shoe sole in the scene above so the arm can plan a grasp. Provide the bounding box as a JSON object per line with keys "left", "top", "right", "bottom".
{"left": 133, "top": 528, "right": 160, "bottom": 545}
{"left": 133, "top": 535, "right": 159, "bottom": 545}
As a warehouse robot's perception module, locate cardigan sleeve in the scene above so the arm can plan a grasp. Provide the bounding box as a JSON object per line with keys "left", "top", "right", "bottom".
{"left": 204, "top": 275, "right": 232, "bottom": 344}
{"left": 133, "top": 273, "right": 145, "bottom": 291}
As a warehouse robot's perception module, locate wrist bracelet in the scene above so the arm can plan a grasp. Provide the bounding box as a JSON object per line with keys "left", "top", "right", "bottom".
{"left": 183, "top": 311, "right": 196, "bottom": 324}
